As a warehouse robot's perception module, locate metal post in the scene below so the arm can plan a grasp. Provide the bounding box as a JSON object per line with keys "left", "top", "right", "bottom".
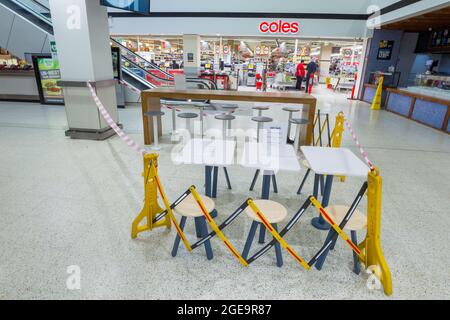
{"left": 151, "top": 116, "right": 160, "bottom": 150}
{"left": 294, "top": 123, "right": 301, "bottom": 152}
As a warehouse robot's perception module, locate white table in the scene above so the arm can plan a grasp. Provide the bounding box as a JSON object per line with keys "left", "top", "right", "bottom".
{"left": 240, "top": 142, "right": 301, "bottom": 199}
{"left": 173, "top": 138, "right": 236, "bottom": 198}
{"left": 301, "top": 146, "right": 369, "bottom": 230}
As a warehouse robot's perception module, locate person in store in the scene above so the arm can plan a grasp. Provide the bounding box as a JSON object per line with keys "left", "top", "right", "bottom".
{"left": 305, "top": 58, "right": 318, "bottom": 93}
{"left": 295, "top": 59, "right": 306, "bottom": 90}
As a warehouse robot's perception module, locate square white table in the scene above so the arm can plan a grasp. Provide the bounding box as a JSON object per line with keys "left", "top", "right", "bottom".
{"left": 240, "top": 141, "right": 301, "bottom": 199}
{"left": 173, "top": 138, "right": 236, "bottom": 198}
{"left": 301, "top": 146, "right": 369, "bottom": 230}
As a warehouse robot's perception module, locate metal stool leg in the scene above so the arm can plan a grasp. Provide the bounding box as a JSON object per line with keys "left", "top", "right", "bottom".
{"left": 294, "top": 122, "right": 302, "bottom": 152}
{"left": 171, "top": 216, "right": 188, "bottom": 257}
{"left": 185, "top": 118, "right": 191, "bottom": 135}
{"left": 171, "top": 107, "right": 177, "bottom": 134}
{"left": 272, "top": 175, "right": 278, "bottom": 193}
{"left": 199, "top": 217, "right": 213, "bottom": 260}
{"left": 297, "top": 168, "right": 311, "bottom": 194}
{"left": 242, "top": 221, "right": 259, "bottom": 259}
{"left": 256, "top": 122, "right": 262, "bottom": 142}
{"left": 273, "top": 224, "right": 283, "bottom": 267}
{"left": 249, "top": 169, "right": 260, "bottom": 191}
{"left": 286, "top": 111, "right": 293, "bottom": 143}
{"left": 319, "top": 175, "right": 325, "bottom": 196}
{"left": 223, "top": 167, "right": 232, "bottom": 189}
{"left": 351, "top": 231, "right": 360, "bottom": 274}
{"left": 199, "top": 107, "right": 204, "bottom": 138}
{"left": 151, "top": 116, "right": 161, "bottom": 150}
{"left": 212, "top": 166, "right": 219, "bottom": 198}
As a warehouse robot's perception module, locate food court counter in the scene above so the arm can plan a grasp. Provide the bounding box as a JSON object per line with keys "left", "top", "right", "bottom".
{"left": 0, "top": 70, "right": 39, "bottom": 102}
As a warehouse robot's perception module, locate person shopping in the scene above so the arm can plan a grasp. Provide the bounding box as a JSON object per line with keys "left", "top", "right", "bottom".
{"left": 305, "top": 58, "right": 318, "bottom": 93}
{"left": 295, "top": 60, "right": 306, "bottom": 90}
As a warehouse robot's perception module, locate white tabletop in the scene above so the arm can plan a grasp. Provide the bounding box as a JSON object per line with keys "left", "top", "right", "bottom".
{"left": 240, "top": 141, "right": 301, "bottom": 173}
{"left": 301, "top": 146, "right": 369, "bottom": 177}
{"left": 173, "top": 138, "right": 236, "bottom": 166}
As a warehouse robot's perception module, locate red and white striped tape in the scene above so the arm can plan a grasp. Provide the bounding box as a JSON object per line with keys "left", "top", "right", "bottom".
{"left": 344, "top": 119, "right": 375, "bottom": 171}
{"left": 87, "top": 81, "right": 148, "bottom": 155}
{"left": 119, "top": 80, "right": 141, "bottom": 94}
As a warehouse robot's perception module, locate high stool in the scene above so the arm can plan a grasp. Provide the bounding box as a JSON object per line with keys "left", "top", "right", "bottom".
{"left": 144, "top": 111, "right": 165, "bottom": 150}
{"left": 289, "top": 118, "right": 309, "bottom": 152}
{"left": 242, "top": 200, "right": 287, "bottom": 267}
{"left": 252, "top": 106, "right": 269, "bottom": 117}
{"left": 171, "top": 193, "right": 216, "bottom": 260}
{"left": 213, "top": 114, "right": 235, "bottom": 190}
{"left": 192, "top": 102, "right": 210, "bottom": 137}
{"left": 282, "top": 107, "right": 301, "bottom": 143}
{"left": 251, "top": 116, "right": 273, "bottom": 143}
{"left": 217, "top": 104, "right": 239, "bottom": 130}
{"left": 177, "top": 112, "right": 198, "bottom": 135}
{"left": 315, "top": 205, "right": 367, "bottom": 274}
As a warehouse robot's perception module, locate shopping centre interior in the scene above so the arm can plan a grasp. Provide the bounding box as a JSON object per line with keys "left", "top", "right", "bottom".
{"left": 0, "top": 0, "right": 449, "bottom": 300}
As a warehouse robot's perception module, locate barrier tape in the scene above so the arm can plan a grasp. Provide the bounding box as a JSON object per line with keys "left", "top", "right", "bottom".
{"left": 151, "top": 164, "right": 192, "bottom": 252}
{"left": 308, "top": 182, "right": 367, "bottom": 266}
{"left": 309, "top": 196, "right": 363, "bottom": 259}
{"left": 247, "top": 200, "right": 310, "bottom": 270}
{"left": 190, "top": 186, "right": 249, "bottom": 267}
{"left": 119, "top": 79, "right": 141, "bottom": 94}
{"left": 246, "top": 198, "right": 312, "bottom": 265}
{"left": 151, "top": 189, "right": 191, "bottom": 224}
{"left": 344, "top": 119, "right": 375, "bottom": 171}
{"left": 87, "top": 81, "right": 148, "bottom": 156}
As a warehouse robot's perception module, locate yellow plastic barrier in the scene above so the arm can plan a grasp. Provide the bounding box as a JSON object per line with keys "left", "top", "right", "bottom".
{"left": 371, "top": 76, "right": 383, "bottom": 110}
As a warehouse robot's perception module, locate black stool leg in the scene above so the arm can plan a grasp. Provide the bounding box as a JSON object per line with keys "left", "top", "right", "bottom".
{"left": 297, "top": 168, "right": 311, "bottom": 194}
{"left": 242, "top": 221, "right": 259, "bottom": 259}
{"left": 249, "top": 169, "right": 260, "bottom": 191}
{"left": 272, "top": 175, "right": 278, "bottom": 193}
{"left": 223, "top": 167, "right": 232, "bottom": 189}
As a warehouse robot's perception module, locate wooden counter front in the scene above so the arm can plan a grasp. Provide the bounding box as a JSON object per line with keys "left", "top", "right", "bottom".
{"left": 141, "top": 88, "right": 317, "bottom": 145}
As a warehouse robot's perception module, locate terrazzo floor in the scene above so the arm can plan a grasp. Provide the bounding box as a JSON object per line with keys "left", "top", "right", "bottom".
{"left": 0, "top": 85, "right": 449, "bottom": 300}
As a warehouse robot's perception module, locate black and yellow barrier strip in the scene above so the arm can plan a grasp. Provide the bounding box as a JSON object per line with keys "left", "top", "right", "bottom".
{"left": 152, "top": 166, "right": 192, "bottom": 252}
{"left": 246, "top": 198, "right": 312, "bottom": 265}
{"left": 190, "top": 186, "right": 249, "bottom": 267}
{"left": 247, "top": 199, "right": 310, "bottom": 270}
{"left": 152, "top": 190, "right": 191, "bottom": 224}
{"left": 191, "top": 200, "right": 249, "bottom": 250}
{"left": 309, "top": 182, "right": 368, "bottom": 264}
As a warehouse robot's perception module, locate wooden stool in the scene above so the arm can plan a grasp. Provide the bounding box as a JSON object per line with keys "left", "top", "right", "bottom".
{"left": 252, "top": 106, "right": 270, "bottom": 117}
{"left": 316, "top": 205, "right": 367, "bottom": 273}
{"left": 242, "top": 200, "right": 287, "bottom": 267}
{"left": 177, "top": 112, "right": 198, "bottom": 135}
{"left": 171, "top": 193, "right": 216, "bottom": 260}
{"left": 282, "top": 107, "right": 301, "bottom": 143}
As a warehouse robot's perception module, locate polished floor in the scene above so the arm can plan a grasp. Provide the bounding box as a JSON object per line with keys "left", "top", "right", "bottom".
{"left": 0, "top": 86, "right": 449, "bottom": 300}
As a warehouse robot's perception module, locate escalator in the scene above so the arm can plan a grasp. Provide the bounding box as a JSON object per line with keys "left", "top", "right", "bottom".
{"left": 0, "top": 0, "right": 216, "bottom": 92}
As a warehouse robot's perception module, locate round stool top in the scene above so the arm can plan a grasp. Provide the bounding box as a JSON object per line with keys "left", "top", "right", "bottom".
{"left": 192, "top": 102, "right": 210, "bottom": 108}
{"left": 289, "top": 118, "right": 309, "bottom": 125}
{"left": 322, "top": 205, "right": 367, "bottom": 231}
{"left": 245, "top": 200, "right": 287, "bottom": 224}
{"left": 211, "top": 103, "right": 239, "bottom": 110}
{"left": 144, "top": 111, "right": 165, "bottom": 117}
{"left": 177, "top": 112, "right": 199, "bottom": 119}
{"left": 302, "top": 159, "right": 310, "bottom": 168}
{"left": 174, "top": 194, "right": 215, "bottom": 218}
{"left": 251, "top": 116, "right": 273, "bottom": 123}
{"left": 252, "top": 106, "right": 270, "bottom": 111}
{"left": 282, "top": 107, "right": 301, "bottom": 113}
{"left": 215, "top": 114, "right": 236, "bottom": 121}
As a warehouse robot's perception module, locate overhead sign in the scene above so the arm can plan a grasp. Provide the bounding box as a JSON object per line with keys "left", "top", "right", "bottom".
{"left": 259, "top": 20, "right": 299, "bottom": 34}
{"left": 100, "top": 0, "right": 149, "bottom": 14}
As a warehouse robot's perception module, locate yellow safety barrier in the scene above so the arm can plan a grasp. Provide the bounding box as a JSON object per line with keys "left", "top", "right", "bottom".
{"left": 190, "top": 186, "right": 248, "bottom": 267}
{"left": 358, "top": 167, "right": 393, "bottom": 296}
{"left": 371, "top": 76, "right": 383, "bottom": 110}
{"left": 309, "top": 196, "right": 363, "bottom": 259}
{"left": 247, "top": 199, "right": 310, "bottom": 270}
{"left": 131, "top": 153, "right": 192, "bottom": 252}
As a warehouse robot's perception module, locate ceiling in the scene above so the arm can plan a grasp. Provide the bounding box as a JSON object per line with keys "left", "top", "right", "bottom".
{"left": 382, "top": 5, "right": 450, "bottom": 32}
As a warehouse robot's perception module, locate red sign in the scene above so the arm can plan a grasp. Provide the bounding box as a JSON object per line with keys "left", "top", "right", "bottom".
{"left": 259, "top": 20, "right": 299, "bottom": 34}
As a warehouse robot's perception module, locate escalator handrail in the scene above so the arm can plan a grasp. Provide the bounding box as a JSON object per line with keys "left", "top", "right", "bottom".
{"left": 110, "top": 38, "right": 174, "bottom": 80}
{"left": 120, "top": 55, "right": 175, "bottom": 85}
{"left": 122, "top": 66, "right": 156, "bottom": 90}
{"left": 7, "top": 0, "right": 52, "bottom": 26}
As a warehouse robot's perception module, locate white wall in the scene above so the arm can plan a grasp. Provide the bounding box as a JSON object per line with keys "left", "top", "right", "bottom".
{"left": 379, "top": 0, "right": 450, "bottom": 25}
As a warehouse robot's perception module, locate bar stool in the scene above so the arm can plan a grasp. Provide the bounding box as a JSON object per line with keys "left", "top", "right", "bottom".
{"left": 213, "top": 114, "right": 235, "bottom": 190}
{"left": 252, "top": 106, "right": 269, "bottom": 117}
{"left": 251, "top": 116, "right": 273, "bottom": 143}
{"left": 217, "top": 104, "right": 239, "bottom": 130}
{"left": 315, "top": 205, "right": 367, "bottom": 274}
{"left": 144, "top": 111, "right": 165, "bottom": 150}
{"left": 242, "top": 200, "right": 287, "bottom": 267}
{"left": 282, "top": 107, "right": 301, "bottom": 143}
{"left": 177, "top": 112, "right": 198, "bottom": 135}
{"left": 289, "top": 118, "right": 309, "bottom": 152}
{"left": 171, "top": 193, "right": 215, "bottom": 260}
{"left": 192, "top": 102, "right": 210, "bottom": 137}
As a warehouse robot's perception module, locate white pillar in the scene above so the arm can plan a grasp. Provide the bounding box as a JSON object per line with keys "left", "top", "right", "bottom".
{"left": 319, "top": 44, "right": 333, "bottom": 83}
{"left": 183, "top": 34, "right": 201, "bottom": 77}
{"left": 49, "top": 0, "right": 118, "bottom": 140}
